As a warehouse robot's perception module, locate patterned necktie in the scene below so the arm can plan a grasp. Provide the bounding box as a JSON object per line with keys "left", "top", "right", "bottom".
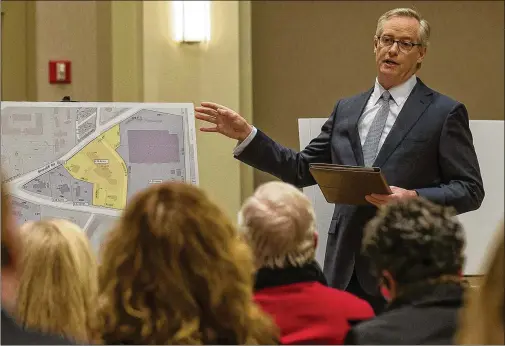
{"left": 362, "top": 91, "right": 391, "bottom": 167}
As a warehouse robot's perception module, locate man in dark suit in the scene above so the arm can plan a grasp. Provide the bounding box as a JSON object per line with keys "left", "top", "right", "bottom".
{"left": 195, "top": 7, "right": 484, "bottom": 313}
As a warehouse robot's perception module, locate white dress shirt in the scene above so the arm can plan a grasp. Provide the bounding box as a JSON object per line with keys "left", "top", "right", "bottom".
{"left": 358, "top": 74, "right": 417, "bottom": 150}
{"left": 234, "top": 74, "right": 418, "bottom": 156}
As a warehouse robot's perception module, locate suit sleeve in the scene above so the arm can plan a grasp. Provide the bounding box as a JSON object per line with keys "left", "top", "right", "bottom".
{"left": 416, "top": 103, "right": 485, "bottom": 214}
{"left": 235, "top": 102, "right": 339, "bottom": 188}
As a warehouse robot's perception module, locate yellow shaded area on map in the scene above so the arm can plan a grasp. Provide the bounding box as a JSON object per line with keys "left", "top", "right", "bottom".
{"left": 64, "top": 124, "right": 127, "bottom": 209}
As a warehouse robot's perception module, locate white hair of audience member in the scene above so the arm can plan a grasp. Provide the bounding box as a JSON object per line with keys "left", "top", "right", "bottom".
{"left": 238, "top": 181, "right": 317, "bottom": 269}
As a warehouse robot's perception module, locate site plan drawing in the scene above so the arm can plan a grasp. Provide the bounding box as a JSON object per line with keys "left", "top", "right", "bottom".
{"left": 1, "top": 102, "right": 199, "bottom": 251}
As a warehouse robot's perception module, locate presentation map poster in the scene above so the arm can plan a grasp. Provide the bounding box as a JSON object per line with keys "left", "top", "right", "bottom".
{"left": 1, "top": 102, "right": 199, "bottom": 251}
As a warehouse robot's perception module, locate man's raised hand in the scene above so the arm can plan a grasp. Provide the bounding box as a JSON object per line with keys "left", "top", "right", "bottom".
{"left": 195, "top": 102, "right": 253, "bottom": 141}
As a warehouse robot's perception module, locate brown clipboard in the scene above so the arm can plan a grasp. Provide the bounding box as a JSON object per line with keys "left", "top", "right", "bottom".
{"left": 309, "top": 163, "right": 392, "bottom": 205}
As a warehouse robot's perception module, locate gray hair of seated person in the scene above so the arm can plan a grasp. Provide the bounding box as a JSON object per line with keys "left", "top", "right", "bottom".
{"left": 362, "top": 197, "right": 465, "bottom": 288}
{"left": 238, "top": 181, "right": 317, "bottom": 269}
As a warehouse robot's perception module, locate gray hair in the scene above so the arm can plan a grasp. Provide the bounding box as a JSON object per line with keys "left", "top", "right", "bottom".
{"left": 238, "top": 181, "right": 316, "bottom": 269}
{"left": 376, "top": 8, "right": 431, "bottom": 47}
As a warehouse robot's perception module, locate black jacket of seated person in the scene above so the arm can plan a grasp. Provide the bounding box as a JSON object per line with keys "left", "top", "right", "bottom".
{"left": 344, "top": 281, "right": 465, "bottom": 345}
{"left": 254, "top": 259, "right": 328, "bottom": 291}
{"left": 1, "top": 309, "right": 75, "bottom": 345}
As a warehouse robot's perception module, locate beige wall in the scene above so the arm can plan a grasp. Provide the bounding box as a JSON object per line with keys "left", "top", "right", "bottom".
{"left": 1, "top": 1, "right": 111, "bottom": 102}
{"left": 1, "top": 1, "right": 29, "bottom": 101}
{"left": 142, "top": 1, "right": 249, "bottom": 219}
{"left": 238, "top": 1, "right": 255, "bottom": 201}
{"left": 96, "top": 1, "right": 112, "bottom": 102}
{"left": 34, "top": 1, "right": 101, "bottom": 101}
{"left": 110, "top": 1, "right": 143, "bottom": 102}
{"left": 251, "top": 1, "right": 504, "bottom": 187}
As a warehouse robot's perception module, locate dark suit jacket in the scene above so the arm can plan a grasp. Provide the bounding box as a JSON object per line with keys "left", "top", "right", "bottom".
{"left": 236, "top": 78, "right": 484, "bottom": 295}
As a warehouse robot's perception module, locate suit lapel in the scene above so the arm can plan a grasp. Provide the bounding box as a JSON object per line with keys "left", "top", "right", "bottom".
{"left": 348, "top": 88, "right": 373, "bottom": 166}
{"left": 373, "top": 79, "right": 434, "bottom": 168}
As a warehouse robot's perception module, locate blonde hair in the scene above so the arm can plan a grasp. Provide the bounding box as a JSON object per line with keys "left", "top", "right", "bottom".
{"left": 376, "top": 8, "right": 431, "bottom": 47}
{"left": 238, "top": 181, "right": 316, "bottom": 269}
{"left": 16, "top": 219, "right": 98, "bottom": 342}
{"left": 96, "top": 182, "right": 278, "bottom": 345}
{"left": 1, "top": 178, "right": 23, "bottom": 315}
{"left": 455, "top": 220, "right": 504, "bottom": 345}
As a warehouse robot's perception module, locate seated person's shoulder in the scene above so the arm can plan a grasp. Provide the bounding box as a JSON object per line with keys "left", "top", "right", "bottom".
{"left": 345, "top": 305, "right": 425, "bottom": 345}
{"left": 344, "top": 314, "right": 394, "bottom": 345}
{"left": 1, "top": 310, "right": 75, "bottom": 345}
{"left": 318, "top": 285, "right": 375, "bottom": 319}
{"left": 2, "top": 327, "right": 74, "bottom": 345}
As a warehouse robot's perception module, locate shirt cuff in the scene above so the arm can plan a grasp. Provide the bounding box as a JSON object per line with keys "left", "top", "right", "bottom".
{"left": 233, "top": 127, "right": 258, "bottom": 156}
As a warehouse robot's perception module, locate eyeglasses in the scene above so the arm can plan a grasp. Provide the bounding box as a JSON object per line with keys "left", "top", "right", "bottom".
{"left": 377, "top": 35, "right": 422, "bottom": 53}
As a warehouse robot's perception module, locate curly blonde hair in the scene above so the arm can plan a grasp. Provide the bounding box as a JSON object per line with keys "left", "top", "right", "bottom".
{"left": 96, "top": 182, "right": 279, "bottom": 345}
{"left": 16, "top": 219, "right": 98, "bottom": 342}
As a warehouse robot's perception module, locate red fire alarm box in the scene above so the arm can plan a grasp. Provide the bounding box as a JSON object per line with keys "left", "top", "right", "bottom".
{"left": 49, "top": 60, "right": 71, "bottom": 84}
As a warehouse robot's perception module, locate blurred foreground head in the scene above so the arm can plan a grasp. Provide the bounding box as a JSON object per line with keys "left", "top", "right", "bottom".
{"left": 456, "top": 220, "right": 504, "bottom": 345}
{"left": 362, "top": 197, "right": 465, "bottom": 299}
{"left": 97, "top": 182, "right": 278, "bottom": 344}
{"left": 17, "top": 219, "right": 98, "bottom": 342}
{"left": 1, "top": 179, "right": 22, "bottom": 313}
{"left": 238, "top": 181, "right": 317, "bottom": 269}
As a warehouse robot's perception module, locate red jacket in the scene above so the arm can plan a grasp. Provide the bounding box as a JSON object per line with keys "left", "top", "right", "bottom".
{"left": 255, "top": 281, "right": 375, "bottom": 345}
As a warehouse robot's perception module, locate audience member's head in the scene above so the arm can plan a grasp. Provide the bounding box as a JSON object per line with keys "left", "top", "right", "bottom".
{"left": 238, "top": 181, "right": 317, "bottom": 269}
{"left": 362, "top": 197, "right": 465, "bottom": 301}
{"left": 1, "top": 180, "right": 22, "bottom": 314}
{"left": 97, "top": 182, "right": 278, "bottom": 345}
{"left": 456, "top": 220, "right": 504, "bottom": 345}
{"left": 16, "top": 219, "right": 98, "bottom": 342}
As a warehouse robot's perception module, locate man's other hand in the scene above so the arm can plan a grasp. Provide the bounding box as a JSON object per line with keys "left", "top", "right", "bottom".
{"left": 195, "top": 102, "right": 253, "bottom": 141}
{"left": 365, "top": 186, "right": 418, "bottom": 207}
